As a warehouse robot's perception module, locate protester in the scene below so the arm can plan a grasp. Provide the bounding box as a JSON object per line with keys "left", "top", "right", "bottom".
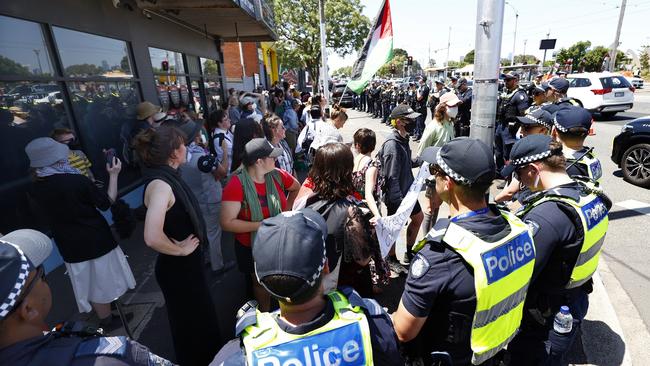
{"left": 0, "top": 229, "right": 175, "bottom": 366}
{"left": 50, "top": 128, "right": 94, "bottom": 181}
{"left": 24, "top": 137, "right": 135, "bottom": 327}
{"left": 210, "top": 209, "right": 403, "bottom": 366}
{"left": 309, "top": 105, "right": 348, "bottom": 154}
{"left": 231, "top": 116, "right": 264, "bottom": 172}
{"left": 135, "top": 126, "right": 223, "bottom": 365}
{"left": 282, "top": 99, "right": 301, "bottom": 154}
{"left": 220, "top": 138, "right": 300, "bottom": 311}
{"left": 352, "top": 128, "right": 383, "bottom": 220}
{"left": 262, "top": 114, "right": 295, "bottom": 175}
{"left": 206, "top": 109, "right": 234, "bottom": 175}
{"left": 131, "top": 101, "right": 166, "bottom": 139}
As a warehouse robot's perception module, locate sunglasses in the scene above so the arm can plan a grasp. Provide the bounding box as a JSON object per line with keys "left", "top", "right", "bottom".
{"left": 513, "top": 164, "right": 530, "bottom": 181}
{"left": 7, "top": 265, "right": 46, "bottom": 316}
{"left": 429, "top": 164, "right": 446, "bottom": 177}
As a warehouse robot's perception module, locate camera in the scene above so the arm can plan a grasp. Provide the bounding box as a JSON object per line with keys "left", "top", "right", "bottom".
{"left": 197, "top": 154, "right": 220, "bottom": 173}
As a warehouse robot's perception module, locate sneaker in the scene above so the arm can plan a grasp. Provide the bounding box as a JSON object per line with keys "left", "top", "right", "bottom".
{"left": 387, "top": 257, "right": 408, "bottom": 277}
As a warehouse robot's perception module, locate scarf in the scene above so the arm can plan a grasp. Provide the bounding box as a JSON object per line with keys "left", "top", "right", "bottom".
{"left": 235, "top": 167, "right": 282, "bottom": 243}
{"left": 143, "top": 165, "right": 207, "bottom": 246}
{"left": 35, "top": 159, "right": 81, "bottom": 178}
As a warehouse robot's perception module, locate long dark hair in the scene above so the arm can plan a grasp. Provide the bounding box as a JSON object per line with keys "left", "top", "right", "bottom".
{"left": 231, "top": 116, "right": 264, "bottom": 172}
{"left": 309, "top": 142, "right": 354, "bottom": 200}
{"left": 133, "top": 125, "right": 185, "bottom": 167}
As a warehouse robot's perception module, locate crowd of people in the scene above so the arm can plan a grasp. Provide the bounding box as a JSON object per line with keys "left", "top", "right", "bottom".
{"left": 0, "top": 72, "right": 611, "bottom": 366}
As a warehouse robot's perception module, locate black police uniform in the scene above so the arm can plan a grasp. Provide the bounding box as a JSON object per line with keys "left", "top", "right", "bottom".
{"left": 0, "top": 322, "right": 175, "bottom": 366}
{"left": 210, "top": 288, "right": 403, "bottom": 366}
{"left": 457, "top": 87, "right": 473, "bottom": 137}
{"left": 401, "top": 208, "right": 511, "bottom": 366}
{"left": 381, "top": 88, "right": 392, "bottom": 124}
{"left": 414, "top": 83, "right": 430, "bottom": 139}
{"left": 508, "top": 182, "right": 610, "bottom": 365}
{"left": 565, "top": 147, "right": 600, "bottom": 181}
{"left": 541, "top": 97, "right": 581, "bottom": 115}
{"left": 495, "top": 87, "right": 529, "bottom": 172}
{"left": 373, "top": 87, "right": 382, "bottom": 118}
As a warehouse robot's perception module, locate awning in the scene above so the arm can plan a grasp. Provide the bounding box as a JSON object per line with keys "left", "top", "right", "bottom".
{"left": 136, "top": 0, "right": 277, "bottom": 41}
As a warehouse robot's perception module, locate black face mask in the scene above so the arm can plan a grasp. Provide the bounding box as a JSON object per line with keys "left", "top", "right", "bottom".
{"left": 404, "top": 121, "right": 416, "bottom": 134}
{"left": 68, "top": 142, "right": 82, "bottom": 150}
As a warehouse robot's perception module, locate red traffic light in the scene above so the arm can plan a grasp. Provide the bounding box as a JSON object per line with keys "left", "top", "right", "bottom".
{"left": 161, "top": 60, "right": 169, "bottom": 71}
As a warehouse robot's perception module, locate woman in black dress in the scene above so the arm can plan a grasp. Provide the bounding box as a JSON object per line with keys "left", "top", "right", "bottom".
{"left": 134, "top": 126, "right": 223, "bottom": 365}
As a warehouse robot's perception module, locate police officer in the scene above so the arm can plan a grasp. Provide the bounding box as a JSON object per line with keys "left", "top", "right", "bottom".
{"left": 525, "top": 83, "right": 549, "bottom": 114}
{"left": 541, "top": 77, "right": 580, "bottom": 114}
{"left": 0, "top": 229, "right": 175, "bottom": 366}
{"left": 414, "top": 76, "right": 431, "bottom": 141}
{"left": 429, "top": 77, "right": 450, "bottom": 117}
{"left": 456, "top": 78, "right": 473, "bottom": 137}
{"left": 553, "top": 106, "right": 603, "bottom": 183}
{"left": 372, "top": 83, "right": 383, "bottom": 119}
{"left": 211, "top": 209, "right": 402, "bottom": 365}
{"left": 392, "top": 137, "right": 535, "bottom": 366}
{"left": 367, "top": 83, "right": 376, "bottom": 116}
{"left": 381, "top": 84, "right": 393, "bottom": 125}
{"left": 504, "top": 134, "right": 611, "bottom": 365}
{"left": 495, "top": 72, "right": 529, "bottom": 173}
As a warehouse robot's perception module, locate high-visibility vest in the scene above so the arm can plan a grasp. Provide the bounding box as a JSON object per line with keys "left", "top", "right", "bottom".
{"left": 567, "top": 149, "right": 603, "bottom": 183}
{"left": 241, "top": 290, "right": 374, "bottom": 366}
{"left": 518, "top": 187, "right": 609, "bottom": 289}
{"left": 441, "top": 210, "right": 535, "bottom": 364}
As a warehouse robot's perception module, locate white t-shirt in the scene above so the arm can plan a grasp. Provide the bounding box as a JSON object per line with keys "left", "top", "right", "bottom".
{"left": 213, "top": 128, "right": 233, "bottom": 173}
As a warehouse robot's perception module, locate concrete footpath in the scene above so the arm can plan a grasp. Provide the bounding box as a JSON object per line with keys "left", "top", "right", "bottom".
{"left": 41, "top": 108, "right": 641, "bottom": 365}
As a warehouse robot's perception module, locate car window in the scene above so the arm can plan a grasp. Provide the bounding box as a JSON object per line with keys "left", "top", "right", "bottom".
{"left": 612, "top": 76, "right": 631, "bottom": 88}
{"left": 569, "top": 78, "right": 592, "bottom": 88}
{"left": 599, "top": 77, "right": 615, "bottom": 89}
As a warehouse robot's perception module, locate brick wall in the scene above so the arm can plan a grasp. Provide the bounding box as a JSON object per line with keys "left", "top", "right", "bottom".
{"left": 223, "top": 41, "right": 260, "bottom": 80}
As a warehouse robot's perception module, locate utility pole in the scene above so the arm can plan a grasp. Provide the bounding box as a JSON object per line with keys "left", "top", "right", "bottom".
{"left": 446, "top": 26, "right": 451, "bottom": 68}
{"left": 609, "top": 0, "right": 627, "bottom": 72}
{"left": 542, "top": 30, "right": 550, "bottom": 69}
{"left": 523, "top": 39, "right": 527, "bottom": 60}
{"left": 318, "top": 0, "right": 330, "bottom": 107}
{"left": 506, "top": 1, "right": 518, "bottom": 66}
{"left": 470, "top": 0, "right": 505, "bottom": 147}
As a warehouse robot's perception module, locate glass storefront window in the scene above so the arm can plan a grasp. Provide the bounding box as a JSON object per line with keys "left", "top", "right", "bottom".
{"left": 53, "top": 27, "right": 133, "bottom": 78}
{"left": 149, "top": 47, "right": 185, "bottom": 74}
{"left": 0, "top": 15, "right": 54, "bottom": 77}
{"left": 200, "top": 58, "right": 223, "bottom": 113}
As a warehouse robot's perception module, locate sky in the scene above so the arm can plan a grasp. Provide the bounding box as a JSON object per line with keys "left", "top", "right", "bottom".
{"left": 328, "top": 0, "right": 650, "bottom": 72}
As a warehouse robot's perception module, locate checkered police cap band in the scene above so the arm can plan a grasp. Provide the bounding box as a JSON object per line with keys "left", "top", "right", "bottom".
{"left": 436, "top": 150, "right": 471, "bottom": 185}
{"left": 526, "top": 115, "right": 552, "bottom": 130}
{"left": 302, "top": 214, "right": 328, "bottom": 287}
{"left": 553, "top": 115, "right": 569, "bottom": 133}
{"left": 511, "top": 150, "right": 553, "bottom": 166}
{"left": 0, "top": 241, "right": 31, "bottom": 320}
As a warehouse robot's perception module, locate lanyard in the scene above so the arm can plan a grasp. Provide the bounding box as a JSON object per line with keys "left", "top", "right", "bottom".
{"left": 451, "top": 207, "right": 490, "bottom": 222}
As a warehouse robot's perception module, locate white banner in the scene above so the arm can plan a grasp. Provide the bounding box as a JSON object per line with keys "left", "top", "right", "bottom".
{"left": 375, "top": 163, "right": 430, "bottom": 258}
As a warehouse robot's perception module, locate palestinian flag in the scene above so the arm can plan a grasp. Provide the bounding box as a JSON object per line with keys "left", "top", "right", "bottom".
{"left": 348, "top": 0, "right": 393, "bottom": 94}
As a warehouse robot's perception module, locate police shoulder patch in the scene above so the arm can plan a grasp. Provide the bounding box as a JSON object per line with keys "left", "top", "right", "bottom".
{"left": 520, "top": 94, "right": 526, "bottom": 100}
{"left": 410, "top": 253, "right": 430, "bottom": 279}
{"left": 75, "top": 336, "right": 127, "bottom": 358}
{"left": 525, "top": 219, "right": 541, "bottom": 236}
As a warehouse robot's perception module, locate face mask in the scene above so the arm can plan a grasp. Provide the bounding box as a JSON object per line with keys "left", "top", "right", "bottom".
{"left": 404, "top": 121, "right": 416, "bottom": 134}
{"left": 447, "top": 106, "right": 458, "bottom": 119}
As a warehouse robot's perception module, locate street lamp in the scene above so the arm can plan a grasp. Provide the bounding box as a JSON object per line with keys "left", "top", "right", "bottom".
{"left": 505, "top": 1, "right": 518, "bottom": 66}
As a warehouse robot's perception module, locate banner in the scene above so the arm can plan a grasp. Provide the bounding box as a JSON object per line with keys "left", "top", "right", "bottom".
{"left": 375, "top": 163, "right": 430, "bottom": 258}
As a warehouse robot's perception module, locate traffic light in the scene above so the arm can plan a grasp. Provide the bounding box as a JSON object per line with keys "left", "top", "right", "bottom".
{"left": 407, "top": 56, "right": 413, "bottom": 66}
{"left": 161, "top": 60, "right": 169, "bottom": 71}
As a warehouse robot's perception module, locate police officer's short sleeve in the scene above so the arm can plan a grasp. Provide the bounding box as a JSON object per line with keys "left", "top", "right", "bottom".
{"left": 514, "top": 91, "right": 530, "bottom": 115}
{"left": 401, "top": 248, "right": 450, "bottom": 318}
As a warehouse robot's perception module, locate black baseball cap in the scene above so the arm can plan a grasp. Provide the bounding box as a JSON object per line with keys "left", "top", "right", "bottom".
{"left": 516, "top": 109, "right": 553, "bottom": 130}
{"left": 390, "top": 104, "right": 421, "bottom": 120}
{"left": 450, "top": 76, "right": 458, "bottom": 81}
{"left": 253, "top": 209, "right": 328, "bottom": 303}
{"left": 504, "top": 72, "right": 519, "bottom": 80}
{"left": 553, "top": 105, "right": 592, "bottom": 133}
{"left": 421, "top": 137, "right": 495, "bottom": 185}
{"left": 243, "top": 138, "right": 283, "bottom": 164}
{"left": 502, "top": 134, "right": 562, "bottom": 176}
{"left": 548, "top": 77, "right": 570, "bottom": 93}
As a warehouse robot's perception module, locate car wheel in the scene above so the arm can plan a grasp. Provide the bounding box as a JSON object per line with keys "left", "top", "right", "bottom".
{"left": 622, "top": 143, "right": 650, "bottom": 187}
{"left": 601, "top": 112, "right": 617, "bottom": 119}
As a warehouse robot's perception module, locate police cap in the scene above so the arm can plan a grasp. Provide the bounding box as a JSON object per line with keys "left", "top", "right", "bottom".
{"left": 421, "top": 137, "right": 495, "bottom": 185}
{"left": 504, "top": 72, "right": 519, "bottom": 80}
{"left": 548, "top": 77, "right": 570, "bottom": 94}
{"left": 502, "top": 134, "right": 562, "bottom": 176}
{"left": 553, "top": 105, "right": 592, "bottom": 133}
{"left": 516, "top": 109, "right": 553, "bottom": 130}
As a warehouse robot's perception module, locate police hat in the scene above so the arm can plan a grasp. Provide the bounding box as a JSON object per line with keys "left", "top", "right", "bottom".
{"left": 553, "top": 105, "right": 592, "bottom": 133}
{"left": 548, "top": 78, "right": 570, "bottom": 94}
{"left": 434, "top": 77, "right": 445, "bottom": 85}
{"left": 504, "top": 72, "right": 519, "bottom": 80}
{"left": 458, "top": 78, "right": 468, "bottom": 85}
{"left": 502, "top": 134, "right": 562, "bottom": 177}
{"left": 421, "top": 137, "right": 495, "bottom": 185}
{"left": 516, "top": 109, "right": 553, "bottom": 130}
{"left": 390, "top": 104, "right": 421, "bottom": 120}
{"left": 450, "top": 76, "right": 458, "bottom": 81}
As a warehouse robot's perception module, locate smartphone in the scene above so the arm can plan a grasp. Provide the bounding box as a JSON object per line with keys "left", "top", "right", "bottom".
{"left": 105, "top": 148, "right": 116, "bottom": 167}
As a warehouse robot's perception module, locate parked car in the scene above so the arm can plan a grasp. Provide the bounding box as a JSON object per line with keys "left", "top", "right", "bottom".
{"left": 625, "top": 75, "right": 644, "bottom": 89}
{"left": 611, "top": 116, "right": 650, "bottom": 187}
{"left": 567, "top": 72, "right": 635, "bottom": 118}
{"left": 331, "top": 83, "right": 354, "bottom": 108}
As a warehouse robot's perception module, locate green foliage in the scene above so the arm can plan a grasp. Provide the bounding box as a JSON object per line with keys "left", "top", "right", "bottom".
{"left": 579, "top": 47, "right": 626, "bottom": 72}
{"left": 639, "top": 46, "right": 649, "bottom": 72}
{"left": 555, "top": 41, "right": 592, "bottom": 66}
{"left": 375, "top": 49, "right": 422, "bottom": 78}
{"left": 513, "top": 54, "right": 539, "bottom": 65}
{"left": 464, "top": 50, "right": 475, "bottom": 64}
{"left": 202, "top": 59, "right": 219, "bottom": 75}
{"left": 65, "top": 63, "right": 103, "bottom": 76}
{"left": 333, "top": 65, "right": 352, "bottom": 77}
{"left": 447, "top": 60, "right": 467, "bottom": 69}
{"left": 274, "top": 0, "right": 370, "bottom": 89}
{"left": 393, "top": 48, "right": 408, "bottom": 58}
{"left": 0, "top": 55, "right": 31, "bottom": 76}
{"left": 500, "top": 58, "right": 511, "bottom": 66}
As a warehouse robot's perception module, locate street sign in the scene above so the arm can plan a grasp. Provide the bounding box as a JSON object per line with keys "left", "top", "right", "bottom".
{"left": 540, "top": 39, "right": 557, "bottom": 50}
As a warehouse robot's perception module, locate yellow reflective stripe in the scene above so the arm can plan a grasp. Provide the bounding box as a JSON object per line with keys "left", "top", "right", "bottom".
{"left": 472, "top": 328, "right": 518, "bottom": 365}
{"left": 575, "top": 236, "right": 605, "bottom": 267}
{"left": 473, "top": 282, "right": 530, "bottom": 328}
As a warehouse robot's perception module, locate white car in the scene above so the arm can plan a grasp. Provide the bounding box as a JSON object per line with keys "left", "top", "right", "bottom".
{"left": 566, "top": 72, "right": 635, "bottom": 118}
{"left": 625, "top": 76, "right": 644, "bottom": 89}
{"left": 34, "top": 91, "right": 63, "bottom": 105}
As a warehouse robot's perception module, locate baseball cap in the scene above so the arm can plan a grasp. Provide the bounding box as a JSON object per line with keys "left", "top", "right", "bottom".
{"left": 0, "top": 229, "right": 52, "bottom": 320}
{"left": 450, "top": 76, "right": 458, "bottom": 81}
{"left": 516, "top": 109, "right": 553, "bottom": 130}
{"left": 175, "top": 120, "right": 202, "bottom": 142}
{"left": 439, "top": 92, "right": 461, "bottom": 107}
{"left": 548, "top": 78, "right": 570, "bottom": 94}
{"left": 421, "top": 137, "right": 495, "bottom": 185}
{"left": 25, "top": 137, "right": 69, "bottom": 168}
{"left": 136, "top": 101, "right": 161, "bottom": 120}
{"left": 502, "top": 134, "right": 562, "bottom": 177}
{"left": 458, "top": 78, "right": 468, "bottom": 85}
{"left": 243, "top": 138, "right": 283, "bottom": 164}
{"left": 553, "top": 105, "right": 593, "bottom": 133}
{"left": 253, "top": 209, "right": 328, "bottom": 302}
{"left": 434, "top": 77, "right": 445, "bottom": 85}
{"left": 389, "top": 104, "right": 421, "bottom": 120}
{"left": 504, "top": 72, "right": 519, "bottom": 80}
{"left": 240, "top": 96, "right": 256, "bottom": 106}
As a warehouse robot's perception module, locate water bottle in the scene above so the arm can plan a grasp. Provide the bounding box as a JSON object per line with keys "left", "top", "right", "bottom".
{"left": 553, "top": 305, "right": 573, "bottom": 334}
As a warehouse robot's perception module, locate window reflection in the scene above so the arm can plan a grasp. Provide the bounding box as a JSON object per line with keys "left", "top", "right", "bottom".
{"left": 0, "top": 15, "right": 53, "bottom": 76}
{"left": 149, "top": 47, "right": 185, "bottom": 74}
{"left": 53, "top": 27, "right": 133, "bottom": 78}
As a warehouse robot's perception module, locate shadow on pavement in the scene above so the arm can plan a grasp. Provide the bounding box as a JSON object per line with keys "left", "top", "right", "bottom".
{"left": 579, "top": 319, "right": 626, "bottom": 366}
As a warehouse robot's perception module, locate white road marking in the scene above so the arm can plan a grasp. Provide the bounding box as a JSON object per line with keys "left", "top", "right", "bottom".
{"left": 615, "top": 200, "right": 650, "bottom": 216}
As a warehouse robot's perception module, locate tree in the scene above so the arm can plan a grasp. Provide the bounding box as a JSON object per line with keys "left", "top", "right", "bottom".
{"left": 202, "top": 59, "right": 219, "bottom": 75}
{"left": 513, "top": 54, "right": 539, "bottom": 65}
{"left": 464, "top": 50, "right": 475, "bottom": 64}
{"left": 274, "top": 0, "right": 370, "bottom": 92}
{"left": 393, "top": 48, "right": 408, "bottom": 58}
{"left": 640, "top": 46, "right": 650, "bottom": 72}
{"left": 332, "top": 66, "right": 352, "bottom": 77}
{"left": 555, "top": 41, "right": 591, "bottom": 66}
{"left": 0, "top": 55, "right": 30, "bottom": 76}
{"left": 447, "top": 60, "right": 467, "bottom": 69}
{"left": 65, "top": 63, "right": 103, "bottom": 76}
{"left": 500, "top": 58, "right": 511, "bottom": 66}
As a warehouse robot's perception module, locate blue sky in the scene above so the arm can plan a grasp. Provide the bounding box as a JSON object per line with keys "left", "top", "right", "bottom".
{"left": 329, "top": 0, "right": 650, "bottom": 71}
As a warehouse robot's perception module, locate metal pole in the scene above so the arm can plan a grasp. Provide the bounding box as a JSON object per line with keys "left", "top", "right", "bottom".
{"left": 446, "top": 26, "right": 451, "bottom": 67}
{"left": 542, "top": 31, "right": 550, "bottom": 73}
{"left": 470, "top": 0, "right": 505, "bottom": 148}
{"left": 505, "top": 2, "right": 518, "bottom": 66}
{"left": 318, "top": 0, "right": 330, "bottom": 107}
{"left": 609, "top": 0, "right": 627, "bottom": 72}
